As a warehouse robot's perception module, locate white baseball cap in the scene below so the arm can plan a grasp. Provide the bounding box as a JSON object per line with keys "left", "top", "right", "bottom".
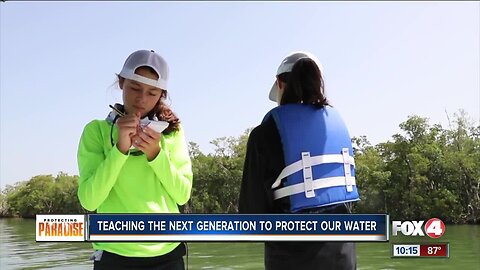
{"left": 118, "top": 50, "right": 169, "bottom": 90}
{"left": 268, "top": 51, "right": 324, "bottom": 102}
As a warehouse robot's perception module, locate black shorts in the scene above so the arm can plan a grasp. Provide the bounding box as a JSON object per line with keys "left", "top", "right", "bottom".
{"left": 93, "top": 243, "right": 186, "bottom": 270}
{"left": 265, "top": 204, "right": 357, "bottom": 270}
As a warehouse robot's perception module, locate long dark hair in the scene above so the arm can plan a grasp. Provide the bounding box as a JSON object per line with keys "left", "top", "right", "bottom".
{"left": 149, "top": 91, "right": 180, "bottom": 134}
{"left": 278, "top": 58, "right": 329, "bottom": 108}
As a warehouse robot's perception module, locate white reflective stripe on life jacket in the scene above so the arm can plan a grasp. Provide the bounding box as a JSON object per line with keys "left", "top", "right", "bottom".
{"left": 271, "top": 153, "right": 356, "bottom": 189}
{"left": 273, "top": 176, "right": 357, "bottom": 200}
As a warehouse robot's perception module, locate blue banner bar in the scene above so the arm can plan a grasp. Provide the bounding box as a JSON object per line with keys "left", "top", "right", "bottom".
{"left": 87, "top": 214, "right": 388, "bottom": 242}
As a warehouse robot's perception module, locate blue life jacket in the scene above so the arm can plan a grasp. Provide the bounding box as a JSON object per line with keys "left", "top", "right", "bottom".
{"left": 263, "top": 104, "right": 360, "bottom": 213}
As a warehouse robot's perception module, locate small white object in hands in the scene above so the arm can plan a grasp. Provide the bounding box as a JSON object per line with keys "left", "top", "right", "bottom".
{"left": 130, "top": 119, "right": 169, "bottom": 150}
{"left": 140, "top": 118, "right": 169, "bottom": 133}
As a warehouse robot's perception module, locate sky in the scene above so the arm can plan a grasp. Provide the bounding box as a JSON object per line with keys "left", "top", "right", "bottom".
{"left": 0, "top": 1, "right": 479, "bottom": 188}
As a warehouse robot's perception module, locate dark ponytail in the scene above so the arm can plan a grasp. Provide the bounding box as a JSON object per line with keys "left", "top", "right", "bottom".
{"left": 151, "top": 90, "right": 181, "bottom": 134}
{"left": 279, "top": 58, "right": 329, "bottom": 108}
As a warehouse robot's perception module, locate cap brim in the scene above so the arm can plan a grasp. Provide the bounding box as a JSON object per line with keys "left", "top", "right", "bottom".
{"left": 119, "top": 69, "right": 167, "bottom": 89}
{"left": 269, "top": 81, "right": 278, "bottom": 102}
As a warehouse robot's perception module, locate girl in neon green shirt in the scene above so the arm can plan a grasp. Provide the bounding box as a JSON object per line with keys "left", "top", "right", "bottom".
{"left": 77, "top": 50, "right": 193, "bottom": 270}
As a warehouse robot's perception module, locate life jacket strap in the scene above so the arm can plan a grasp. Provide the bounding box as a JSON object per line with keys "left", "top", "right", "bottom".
{"left": 342, "top": 148, "right": 354, "bottom": 192}
{"left": 273, "top": 176, "right": 357, "bottom": 200}
{"left": 271, "top": 152, "right": 355, "bottom": 189}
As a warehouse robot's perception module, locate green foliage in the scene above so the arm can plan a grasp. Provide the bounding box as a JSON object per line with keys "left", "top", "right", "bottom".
{"left": 183, "top": 129, "right": 251, "bottom": 214}
{"left": 352, "top": 136, "right": 391, "bottom": 215}
{"left": 2, "top": 172, "right": 85, "bottom": 218}
{"left": 354, "top": 112, "right": 479, "bottom": 224}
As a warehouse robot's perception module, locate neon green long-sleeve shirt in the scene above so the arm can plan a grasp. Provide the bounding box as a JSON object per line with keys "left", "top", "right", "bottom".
{"left": 77, "top": 119, "right": 193, "bottom": 257}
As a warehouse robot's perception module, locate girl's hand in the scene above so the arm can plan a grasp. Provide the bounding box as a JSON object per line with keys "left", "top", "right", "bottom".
{"left": 116, "top": 112, "right": 141, "bottom": 154}
{"left": 131, "top": 126, "right": 162, "bottom": 161}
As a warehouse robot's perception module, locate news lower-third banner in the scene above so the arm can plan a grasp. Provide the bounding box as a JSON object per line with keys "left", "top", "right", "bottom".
{"left": 36, "top": 214, "right": 388, "bottom": 242}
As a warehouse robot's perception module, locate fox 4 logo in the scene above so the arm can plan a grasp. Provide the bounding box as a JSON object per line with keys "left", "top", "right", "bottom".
{"left": 392, "top": 218, "right": 445, "bottom": 238}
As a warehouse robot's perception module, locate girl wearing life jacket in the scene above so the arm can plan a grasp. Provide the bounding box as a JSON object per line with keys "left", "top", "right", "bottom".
{"left": 239, "top": 51, "right": 359, "bottom": 270}
{"left": 77, "top": 50, "right": 193, "bottom": 270}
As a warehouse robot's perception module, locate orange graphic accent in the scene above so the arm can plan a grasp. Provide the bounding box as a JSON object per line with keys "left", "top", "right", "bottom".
{"left": 38, "top": 222, "right": 84, "bottom": 237}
